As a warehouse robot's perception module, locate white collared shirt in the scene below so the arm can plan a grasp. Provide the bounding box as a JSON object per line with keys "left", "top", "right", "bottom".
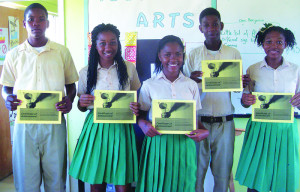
{"left": 183, "top": 43, "right": 241, "bottom": 116}
{"left": 78, "top": 61, "right": 141, "bottom": 109}
{"left": 244, "top": 58, "right": 300, "bottom": 93}
{"left": 0, "top": 40, "right": 79, "bottom": 96}
{"left": 138, "top": 71, "right": 201, "bottom": 121}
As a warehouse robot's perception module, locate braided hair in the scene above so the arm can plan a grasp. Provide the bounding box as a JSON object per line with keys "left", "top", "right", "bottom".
{"left": 255, "top": 23, "right": 296, "bottom": 49}
{"left": 154, "top": 35, "right": 185, "bottom": 74}
{"left": 86, "top": 23, "right": 129, "bottom": 94}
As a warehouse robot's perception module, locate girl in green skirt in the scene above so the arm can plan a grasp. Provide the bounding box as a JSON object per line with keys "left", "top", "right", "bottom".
{"left": 136, "top": 35, "right": 209, "bottom": 192}
{"left": 69, "top": 24, "right": 141, "bottom": 192}
{"left": 236, "top": 23, "right": 300, "bottom": 192}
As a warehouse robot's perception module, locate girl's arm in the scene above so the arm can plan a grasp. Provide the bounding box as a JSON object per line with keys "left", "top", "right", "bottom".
{"left": 77, "top": 94, "right": 95, "bottom": 112}
{"left": 185, "top": 120, "right": 209, "bottom": 142}
{"left": 130, "top": 102, "right": 140, "bottom": 116}
{"left": 290, "top": 92, "right": 300, "bottom": 110}
{"left": 138, "top": 110, "right": 161, "bottom": 137}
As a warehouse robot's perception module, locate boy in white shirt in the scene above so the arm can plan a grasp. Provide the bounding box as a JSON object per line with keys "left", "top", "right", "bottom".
{"left": 183, "top": 7, "right": 250, "bottom": 192}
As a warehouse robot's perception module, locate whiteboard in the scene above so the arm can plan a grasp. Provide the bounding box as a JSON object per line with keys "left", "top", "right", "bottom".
{"left": 218, "top": 0, "right": 300, "bottom": 115}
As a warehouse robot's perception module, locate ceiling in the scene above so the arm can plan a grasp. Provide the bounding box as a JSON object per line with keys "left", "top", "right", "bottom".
{"left": 0, "top": 0, "right": 58, "bottom": 15}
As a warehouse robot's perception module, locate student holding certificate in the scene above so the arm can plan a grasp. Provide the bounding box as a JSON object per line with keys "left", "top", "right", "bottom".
{"left": 183, "top": 8, "right": 251, "bottom": 192}
{"left": 69, "top": 24, "right": 141, "bottom": 192}
{"left": 236, "top": 24, "right": 300, "bottom": 192}
{"left": 0, "top": 3, "right": 78, "bottom": 191}
{"left": 137, "top": 35, "right": 209, "bottom": 192}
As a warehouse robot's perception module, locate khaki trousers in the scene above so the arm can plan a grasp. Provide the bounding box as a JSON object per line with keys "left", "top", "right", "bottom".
{"left": 196, "top": 120, "right": 235, "bottom": 192}
{"left": 12, "top": 117, "right": 67, "bottom": 192}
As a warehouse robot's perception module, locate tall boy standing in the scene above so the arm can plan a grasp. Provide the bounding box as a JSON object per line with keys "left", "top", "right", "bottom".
{"left": 183, "top": 8, "right": 249, "bottom": 192}
{"left": 0, "top": 3, "right": 78, "bottom": 192}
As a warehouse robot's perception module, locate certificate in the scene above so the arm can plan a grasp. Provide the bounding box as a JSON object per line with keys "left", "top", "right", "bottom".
{"left": 252, "top": 92, "right": 294, "bottom": 123}
{"left": 17, "top": 90, "right": 62, "bottom": 124}
{"left": 94, "top": 90, "right": 137, "bottom": 123}
{"left": 202, "top": 60, "right": 243, "bottom": 92}
{"left": 152, "top": 100, "right": 196, "bottom": 134}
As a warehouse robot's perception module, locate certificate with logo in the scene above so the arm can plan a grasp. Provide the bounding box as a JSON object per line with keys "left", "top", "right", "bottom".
{"left": 152, "top": 100, "right": 196, "bottom": 134}
{"left": 94, "top": 90, "right": 137, "bottom": 123}
{"left": 17, "top": 90, "right": 62, "bottom": 124}
{"left": 252, "top": 92, "right": 294, "bottom": 123}
{"left": 202, "top": 60, "right": 243, "bottom": 92}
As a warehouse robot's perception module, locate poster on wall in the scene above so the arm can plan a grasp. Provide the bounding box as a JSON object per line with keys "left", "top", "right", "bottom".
{"left": 0, "top": 28, "right": 9, "bottom": 65}
{"left": 88, "top": 0, "right": 211, "bottom": 52}
{"left": 125, "top": 32, "right": 137, "bottom": 65}
{"left": 8, "top": 16, "right": 19, "bottom": 49}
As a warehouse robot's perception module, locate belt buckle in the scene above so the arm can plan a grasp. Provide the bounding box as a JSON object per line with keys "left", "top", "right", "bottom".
{"left": 210, "top": 116, "right": 215, "bottom": 123}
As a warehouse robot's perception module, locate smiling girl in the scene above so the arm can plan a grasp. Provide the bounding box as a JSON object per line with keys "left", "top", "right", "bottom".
{"left": 136, "top": 35, "right": 209, "bottom": 192}
{"left": 69, "top": 24, "right": 140, "bottom": 192}
{"left": 236, "top": 24, "right": 300, "bottom": 192}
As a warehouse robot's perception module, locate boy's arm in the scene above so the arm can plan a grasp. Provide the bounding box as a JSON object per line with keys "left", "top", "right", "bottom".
{"left": 2, "top": 86, "right": 22, "bottom": 111}
{"left": 65, "top": 83, "right": 76, "bottom": 103}
{"left": 55, "top": 83, "right": 76, "bottom": 114}
{"left": 183, "top": 50, "right": 202, "bottom": 83}
{"left": 241, "top": 93, "right": 256, "bottom": 108}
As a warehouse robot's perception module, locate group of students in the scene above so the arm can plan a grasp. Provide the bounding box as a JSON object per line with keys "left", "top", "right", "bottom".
{"left": 0, "top": 3, "right": 299, "bottom": 192}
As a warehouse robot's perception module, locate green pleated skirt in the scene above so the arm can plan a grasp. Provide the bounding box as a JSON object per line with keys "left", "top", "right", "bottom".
{"left": 236, "top": 118, "right": 299, "bottom": 192}
{"left": 69, "top": 111, "right": 138, "bottom": 185}
{"left": 136, "top": 134, "right": 197, "bottom": 192}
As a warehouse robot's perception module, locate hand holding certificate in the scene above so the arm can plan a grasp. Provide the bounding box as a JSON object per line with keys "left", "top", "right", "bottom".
{"left": 202, "top": 60, "right": 243, "bottom": 92}
{"left": 17, "top": 90, "right": 62, "bottom": 124}
{"left": 252, "top": 92, "right": 294, "bottom": 123}
{"left": 152, "top": 100, "right": 196, "bottom": 134}
{"left": 94, "top": 90, "right": 137, "bottom": 123}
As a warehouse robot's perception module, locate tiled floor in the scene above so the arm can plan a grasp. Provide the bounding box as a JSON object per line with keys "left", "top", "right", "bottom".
{"left": 0, "top": 174, "right": 15, "bottom": 192}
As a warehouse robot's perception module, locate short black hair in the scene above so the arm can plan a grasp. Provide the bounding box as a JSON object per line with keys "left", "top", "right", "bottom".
{"left": 24, "top": 3, "right": 48, "bottom": 19}
{"left": 199, "top": 7, "right": 221, "bottom": 24}
{"left": 255, "top": 23, "right": 296, "bottom": 49}
{"left": 154, "top": 35, "right": 185, "bottom": 74}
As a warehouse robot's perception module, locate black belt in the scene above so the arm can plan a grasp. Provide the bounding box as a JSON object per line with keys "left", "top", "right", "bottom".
{"left": 201, "top": 115, "right": 233, "bottom": 124}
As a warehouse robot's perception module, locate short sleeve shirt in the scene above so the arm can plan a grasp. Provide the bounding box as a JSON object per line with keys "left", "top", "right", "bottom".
{"left": 244, "top": 58, "right": 300, "bottom": 94}
{"left": 78, "top": 61, "right": 141, "bottom": 109}
{"left": 138, "top": 71, "right": 201, "bottom": 121}
{"left": 0, "top": 40, "right": 79, "bottom": 96}
{"left": 183, "top": 43, "right": 241, "bottom": 116}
